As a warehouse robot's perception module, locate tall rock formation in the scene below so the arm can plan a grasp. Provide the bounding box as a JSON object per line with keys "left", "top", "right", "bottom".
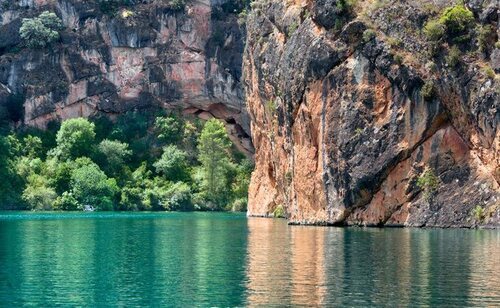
{"left": 244, "top": 0, "right": 499, "bottom": 227}
{"left": 0, "top": 0, "right": 253, "bottom": 154}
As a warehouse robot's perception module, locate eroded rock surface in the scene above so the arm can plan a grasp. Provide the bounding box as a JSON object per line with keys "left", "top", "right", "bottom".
{"left": 0, "top": 0, "right": 253, "bottom": 154}
{"left": 244, "top": 0, "right": 499, "bottom": 227}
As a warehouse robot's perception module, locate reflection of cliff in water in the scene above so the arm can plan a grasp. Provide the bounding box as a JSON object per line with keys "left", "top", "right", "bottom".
{"left": 244, "top": 219, "right": 500, "bottom": 306}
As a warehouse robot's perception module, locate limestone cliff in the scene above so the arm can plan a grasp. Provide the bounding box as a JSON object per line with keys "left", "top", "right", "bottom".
{"left": 244, "top": 0, "right": 499, "bottom": 227}
{"left": 0, "top": 0, "right": 253, "bottom": 154}
{"left": 1, "top": 0, "right": 499, "bottom": 227}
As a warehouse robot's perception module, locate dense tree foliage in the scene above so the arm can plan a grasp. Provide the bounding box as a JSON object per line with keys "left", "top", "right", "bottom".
{"left": 424, "top": 4, "right": 474, "bottom": 43}
{"left": 0, "top": 111, "right": 252, "bottom": 212}
{"left": 20, "top": 11, "right": 64, "bottom": 49}
{"left": 96, "top": 139, "right": 132, "bottom": 178}
{"left": 0, "top": 136, "right": 24, "bottom": 208}
{"left": 154, "top": 145, "right": 189, "bottom": 182}
{"left": 53, "top": 118, "right": 96, "bottom": 160}
{"left": 71, "top": 158, "right": 119, "bottom": 211}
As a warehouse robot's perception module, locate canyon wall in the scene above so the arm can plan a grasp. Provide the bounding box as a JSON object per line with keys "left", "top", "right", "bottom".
{"left": 0, "top": 0, "right": 253, "bottom": 154}
{"left": 244, "top": 0, "right": 499, "bottom": 227}
{"left": 1, "top": 0, "right": 499, "bottom": 227}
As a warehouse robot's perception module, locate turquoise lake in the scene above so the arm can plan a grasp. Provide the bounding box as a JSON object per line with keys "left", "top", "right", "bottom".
{"left": 0, "top": 212, "right": 499, "bottom": 307}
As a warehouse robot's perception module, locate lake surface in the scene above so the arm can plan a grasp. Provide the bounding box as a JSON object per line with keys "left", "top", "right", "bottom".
{"left": 0, "top": 212, "right": 499, "bottom": 307}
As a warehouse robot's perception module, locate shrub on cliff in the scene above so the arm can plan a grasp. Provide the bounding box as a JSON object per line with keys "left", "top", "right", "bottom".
{"left": 439, "top": 5, "right": 474, "bottom": 36}
{"left": 446, "top": 46, "right": 461, "bottom": 68}
{"left": 168, "top": 0, "right": 186, "bottom": 11}
{"left": 421, "top": 80, "right": 436, "bottom": 101}
{"left": 424, "top": 20, "right": 445, "bottom": 42}
{"left": 20, "top": 11, "right": 63, "bottom": 49}
{"left": 417, "top": 167, "right": 440, "bottom": 202}
{"left": 273, "top": 205, "right": 285, "bottom": 218}
{"left": 472, "top": 205, "right": 485, "bottom": 222}
{"left": 98, "top": 0, "right": 134, "bottom": 15}
{"left": 477, "top": 25, "right": 496, "bottom": 54}
{"left": 424, "top": 5, "right": 474, "bottom": 43}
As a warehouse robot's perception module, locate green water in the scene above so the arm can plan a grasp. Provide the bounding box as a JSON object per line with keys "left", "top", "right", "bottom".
{"left": 0, "top": 212, "right": 499, "bottom": 307}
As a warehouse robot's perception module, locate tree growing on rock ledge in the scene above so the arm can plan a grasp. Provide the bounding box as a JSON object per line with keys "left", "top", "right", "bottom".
{"left": 19, "top": 11, "right": 64, "bottom": 49}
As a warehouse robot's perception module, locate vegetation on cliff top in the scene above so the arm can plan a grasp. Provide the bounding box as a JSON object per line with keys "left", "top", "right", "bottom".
{"left": 0, "top": 111, "right": 252, "bottom": 212}
{"left": 20, "top": 11, "right": 64, "bottom": 49}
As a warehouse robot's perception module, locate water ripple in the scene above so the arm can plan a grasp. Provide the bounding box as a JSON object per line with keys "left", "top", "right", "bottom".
{"left": 0, "top": 212, "right": 498, "bottom": 307}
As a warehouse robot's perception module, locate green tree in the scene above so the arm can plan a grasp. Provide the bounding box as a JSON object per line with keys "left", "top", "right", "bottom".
{"left": 120, "top": 162, "right": 154, "bottom": 211}
{"left": 0, "top": 135, "right": 24, "bottom": 208}
{"left": 54, "top": 118, "right": 96, "bottom": 160}
{"left": 15, "top": 156, "right": 44, "bottom": 179}
{"left": 230, "top": 197, "right": 247, "bottom": 212}
{"left": 97, "top": 139, "right": 132, "bottom": 177}
{"left": 197, "top": 119, "right": 233, "bottom": 208}
{"left": 110, "top": 110, "right": 155, "bottom": 164}
{"left": 22, "top": 174, "right": 57, "bottom": 210}
{"left": 22, "top": 135, "right": 43, "bottom": 159}
{"left": 45, "top": 158, "right": 76, "bottom": 195}
{"left": 232, "top": 158, "right": 253, "bottom": 199}
{"left": 182, "top": 120, "right": 203, "bottom": 163}
{"left": 161, "top": 182, "right": 193, "bottom": 211}
{"left": 153, "top": 145, "right": 189, "bottom": 181}
{"left": 53, "top": 191, "right": 80, "bottom": 211}
{"left": 155, "top": 114, "right": 185, "bottom": 145}
{"left": 70, "top": 160, "right": 118, "bottom": 210}
{"left": 20, "top": 11, "right": 64, "bottom": 49}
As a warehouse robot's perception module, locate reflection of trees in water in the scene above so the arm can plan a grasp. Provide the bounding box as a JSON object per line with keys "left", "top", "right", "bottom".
{"left": 184, "top": 216, "right": 248, "bottom": 307}
{"left": 1, "top": 219, "right": 97, "bottom": 305}
{"left": 245, "top": 218, "right": 293, "bottom": 306}
{"left": 2, "top": 215, "right": 499, "bottom": 306}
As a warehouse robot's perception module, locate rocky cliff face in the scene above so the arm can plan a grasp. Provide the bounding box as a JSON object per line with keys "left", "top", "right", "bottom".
{"left": 244, "top": 0, "right": 499, "bottom": 227}
{"left": 0, "top": 0, "right": 253, "bottom": 154}
{"left": 1, "top": 0, "right": 498, "bottom": 227}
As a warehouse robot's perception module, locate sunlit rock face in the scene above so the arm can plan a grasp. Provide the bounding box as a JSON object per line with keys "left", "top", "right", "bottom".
{"left": 0, "top": 0, "right": 253, "bottom": 155}
{"left": 244, "top": 0, "right": 499, "bottom": 227}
